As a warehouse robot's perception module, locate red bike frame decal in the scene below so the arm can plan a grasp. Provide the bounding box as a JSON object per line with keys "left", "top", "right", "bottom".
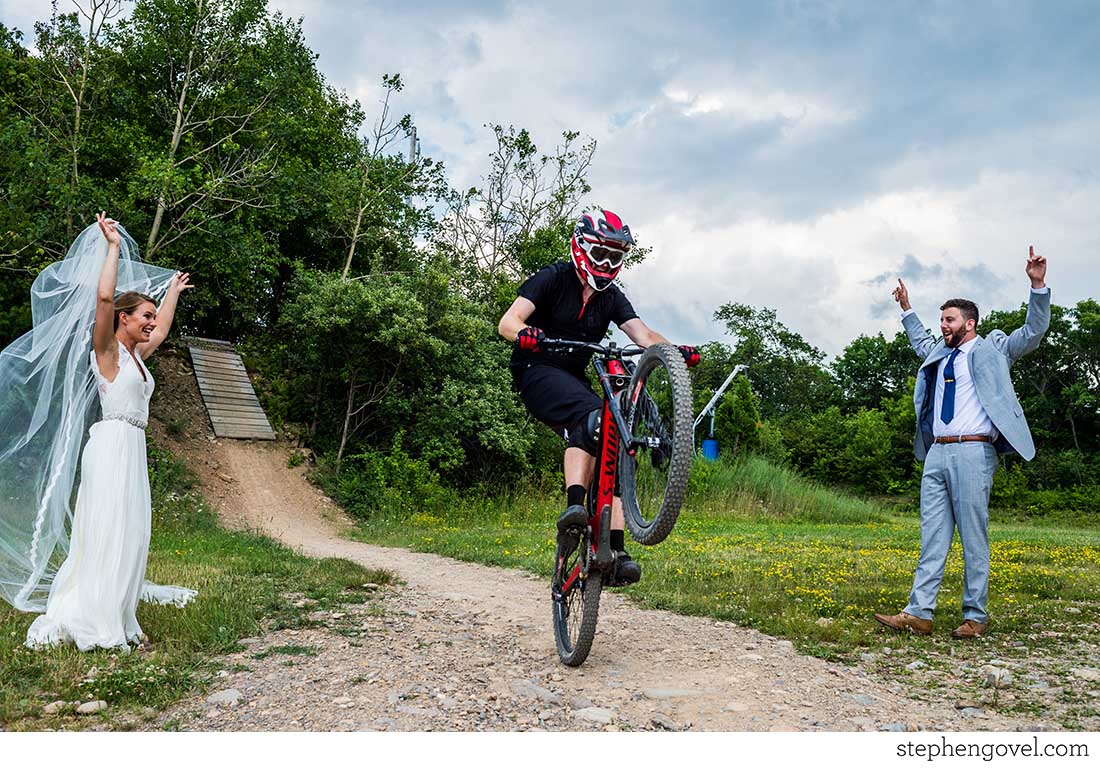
{"left": 595, "top": 399, "right": 619, "bottom": 514}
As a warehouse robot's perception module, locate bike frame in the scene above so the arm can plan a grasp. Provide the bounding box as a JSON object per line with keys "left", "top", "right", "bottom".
{"left": 547, "top": 340, "right": 644, "bottom": 597}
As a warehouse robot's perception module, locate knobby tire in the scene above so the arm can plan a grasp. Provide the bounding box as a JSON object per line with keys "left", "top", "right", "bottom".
{"left": 619, "top": 342, "right": 693, "bottom": 545}
{"left": 552, "top": 533, "right": 602, "bottom": 667}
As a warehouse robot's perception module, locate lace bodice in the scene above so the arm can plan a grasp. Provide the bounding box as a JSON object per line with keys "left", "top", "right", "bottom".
{"left": 91, "top": 341, "right": 154, "bottom": 424}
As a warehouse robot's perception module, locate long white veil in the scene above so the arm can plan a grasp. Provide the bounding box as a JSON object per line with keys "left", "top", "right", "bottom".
{"left": 0, "top": 223, "right": 176, "bottom": 612}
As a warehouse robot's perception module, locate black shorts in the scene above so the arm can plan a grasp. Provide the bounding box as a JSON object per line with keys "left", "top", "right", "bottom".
{"left": 514, "top": 363, "right": 603, "bottom": 436}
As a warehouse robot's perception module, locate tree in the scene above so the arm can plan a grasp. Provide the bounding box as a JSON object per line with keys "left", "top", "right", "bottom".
{"left": 688, "top": 340, "right": 736, "bottom": 415}
{"left": 832, "top": 330, "right": 915, "bottom": 412}
{"left": 115, "top": 0, "right": 279, "bottom": 260}
{"left": 278, "top": 262, "right": 535, "bottom": 484}
{"left": 713, "top": 302, "right": 838, "bottom": 417}
{"left": 102, "top": 0, "right": 376, "bottom": 338}
{"left": 439, "top": 124, "right": 595, "bottom": 285}
{"left": 714, "top": 374, "right": 761, "bottom": 457}
{"left": 0, "top": 3, "right": 126, "bottom": 267}
{"left": 15, "top": 2, "right": 123, "bottom": 239}
{"left": 0, "top": 23, "right": 36, "bottom": 344}
{"left": 835, "top": 409, "right": 895, "bottom": 492}
{"left": 280, "top": 269, "right": 429, "bottom": 469}
{"left": 331, "top": 74, "right": 445, "bottom": 280}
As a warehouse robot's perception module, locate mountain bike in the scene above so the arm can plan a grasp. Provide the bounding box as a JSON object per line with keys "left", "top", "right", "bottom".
{"left": 543, "top": 339, "right": 694, "bottom": 666}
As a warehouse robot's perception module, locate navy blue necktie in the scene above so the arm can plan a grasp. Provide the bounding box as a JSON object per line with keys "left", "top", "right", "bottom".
{"left": 940, "top": 348, "right": 961, "bottom": 424}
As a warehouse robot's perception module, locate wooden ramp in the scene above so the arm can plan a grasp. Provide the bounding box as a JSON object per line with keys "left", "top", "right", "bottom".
{"left": 184, "top": 337, "right": 276, "bottom": 440}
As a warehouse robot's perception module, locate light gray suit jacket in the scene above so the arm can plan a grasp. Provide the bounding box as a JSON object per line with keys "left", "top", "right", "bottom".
{"left": 903, "top": 289, "right": 1050, "bottom": 461}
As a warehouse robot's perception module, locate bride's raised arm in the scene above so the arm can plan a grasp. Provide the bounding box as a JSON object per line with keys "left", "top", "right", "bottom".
{"left": 93, "top": 212, "right": 122, "bottom": 365}
{"left": 138, "top": 271, "right": 192, "bottom": 360}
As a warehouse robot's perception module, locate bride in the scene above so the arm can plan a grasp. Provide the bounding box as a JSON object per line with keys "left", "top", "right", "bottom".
{"left": 0, "top": 213, "right": 196, "bottom": 651}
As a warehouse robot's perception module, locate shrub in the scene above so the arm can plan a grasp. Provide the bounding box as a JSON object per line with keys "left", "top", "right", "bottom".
{"left": 714, "top": 375, "right": 762, "bottom": 457}
{"left": 990, "top": 461, "right": 1030, "bottom": 508}
{"left": 834, "top": 409, "right": 893, "bottom": 493}
{"left": 757, "top": 419, "right": 788, "bottom": 465}
{"left": 1021, "top": 449, "right": 1093, "bottom": 489}
{"left": 325, "top": 435, "right": 457, "bottom": 520}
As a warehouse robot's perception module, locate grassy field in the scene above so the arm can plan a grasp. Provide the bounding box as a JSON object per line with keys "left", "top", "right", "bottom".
{"left": 0, "top": 442, "right": 391, "bottom": 730}
{"left": 349, "top": 454, "right": 1100, "bottom": 726}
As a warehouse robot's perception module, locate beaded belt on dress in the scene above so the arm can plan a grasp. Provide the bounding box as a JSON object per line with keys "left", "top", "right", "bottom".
{"left": 101, "top": 414, "right": 147, "bottom": 429}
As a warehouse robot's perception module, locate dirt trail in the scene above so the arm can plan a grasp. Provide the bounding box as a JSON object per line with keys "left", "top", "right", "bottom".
{"left": 158, "top": 436, "right": 1041, "bottom": 732}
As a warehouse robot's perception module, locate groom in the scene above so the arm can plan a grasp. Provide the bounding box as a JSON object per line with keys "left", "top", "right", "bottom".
{"left": 875, "top": 247, "right": 1049, "bottom": 639}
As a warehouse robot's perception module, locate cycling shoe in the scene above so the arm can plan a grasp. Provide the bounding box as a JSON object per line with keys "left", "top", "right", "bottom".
{"left": 608, "top": 550, "right": 642, "bottom": 586}
{"left": 556, "top": 504, "right": 588, "bottom": 547}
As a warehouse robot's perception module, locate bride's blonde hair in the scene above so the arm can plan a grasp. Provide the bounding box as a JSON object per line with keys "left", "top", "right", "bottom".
{"left": 113, "top": 291, "right": 156, "bottom": 331}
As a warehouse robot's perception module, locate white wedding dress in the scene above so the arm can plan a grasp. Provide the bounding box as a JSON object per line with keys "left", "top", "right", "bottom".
{"left": 25, "top": 341, "right": 196, "bottom": 651}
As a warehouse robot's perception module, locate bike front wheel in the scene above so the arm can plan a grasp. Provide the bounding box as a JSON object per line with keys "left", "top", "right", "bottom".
{"left": 618, "top": 343, "right": 693, "bottom": 546}
{"left": 552, "top": 531, "right": 602, "bottom": 667}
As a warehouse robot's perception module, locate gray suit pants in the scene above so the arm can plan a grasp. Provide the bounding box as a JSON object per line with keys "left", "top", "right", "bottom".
{"left": 904, "top": 442, "right": 998, "bottom": 623}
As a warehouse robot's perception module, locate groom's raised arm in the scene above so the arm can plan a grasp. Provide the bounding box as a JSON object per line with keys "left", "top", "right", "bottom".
{"left": 995, "top": 246, "right": 1051, "bottom": 364}
{"left": 893, "top": 278, "right": 936, "bottom": 360}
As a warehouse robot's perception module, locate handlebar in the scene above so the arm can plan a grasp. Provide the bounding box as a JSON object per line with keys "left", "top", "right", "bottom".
{"left": 540, "top": 338, "right": 646, "bottom": 357}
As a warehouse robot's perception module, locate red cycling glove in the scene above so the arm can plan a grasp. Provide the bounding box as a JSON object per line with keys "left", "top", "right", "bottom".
{"left": 678, "top": 345, "right": 700, "bottom": 368}
{"left": 516, "top": 326, "right": 546, "bottom": 353}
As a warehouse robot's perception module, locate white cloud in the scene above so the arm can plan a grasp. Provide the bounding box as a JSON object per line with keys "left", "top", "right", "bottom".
{"left": 616, "top": 167, "right": 1100, "bottom": 356}
{"left": 661, "top": 81, "right": 860, "bottom": 142}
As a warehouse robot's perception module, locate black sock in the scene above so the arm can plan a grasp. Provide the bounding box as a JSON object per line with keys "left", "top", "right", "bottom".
{"left": 610, "top": 530, "right": 625, "bottom": 551}
{"left": 567, "top": 484, "right": 586, "bottom": 508}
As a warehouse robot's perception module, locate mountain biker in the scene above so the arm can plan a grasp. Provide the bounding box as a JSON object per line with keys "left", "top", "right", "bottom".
{"left": 497, "top": 208, "right": 699, "bottom": 586}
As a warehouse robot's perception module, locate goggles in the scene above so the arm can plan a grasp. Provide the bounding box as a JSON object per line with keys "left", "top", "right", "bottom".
{"left": 582, "top": 241, "right": 627, "bottom": 270}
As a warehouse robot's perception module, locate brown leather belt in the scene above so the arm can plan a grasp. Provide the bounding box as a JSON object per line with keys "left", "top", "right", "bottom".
{"left": 935, "top": 435, "right": 992, "bottom": 444}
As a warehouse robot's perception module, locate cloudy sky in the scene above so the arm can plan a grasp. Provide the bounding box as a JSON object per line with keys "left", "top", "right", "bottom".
{"left": 3, "top": 1, "right": 1097, "bottom": 355}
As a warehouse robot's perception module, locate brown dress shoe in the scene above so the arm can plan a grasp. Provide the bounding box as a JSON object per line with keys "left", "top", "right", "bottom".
{"left": 874, "top": 611, "right": 933, "bottom": 635}
{"left": 951, "top": 619, "right": 988, "bottom": 639}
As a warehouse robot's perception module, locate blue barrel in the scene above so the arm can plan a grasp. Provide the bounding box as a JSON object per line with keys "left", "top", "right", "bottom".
{"left": 701, "top": 439, "right": 719, "bottom": 461}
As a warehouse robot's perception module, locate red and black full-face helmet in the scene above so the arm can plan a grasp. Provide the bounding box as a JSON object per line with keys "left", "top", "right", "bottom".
{"left": 570, "top": 208, "right": 635, "bottom": 291}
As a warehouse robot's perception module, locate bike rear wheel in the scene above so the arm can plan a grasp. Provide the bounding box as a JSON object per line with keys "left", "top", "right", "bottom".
{"left": 619, "top": 343, "right": 693, "bottom": 546}
{"left": 551, "top": 530, "right": 602, "bottom": 667}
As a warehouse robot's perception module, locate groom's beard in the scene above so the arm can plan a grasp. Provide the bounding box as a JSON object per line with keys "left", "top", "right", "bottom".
{"left": 943, "top": 327, "right": 969, "bottom": 348}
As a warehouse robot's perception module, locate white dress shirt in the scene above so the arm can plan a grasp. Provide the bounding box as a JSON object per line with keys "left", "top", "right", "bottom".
{"left": 928, "top": 337, "right": 997, "bottom": 438}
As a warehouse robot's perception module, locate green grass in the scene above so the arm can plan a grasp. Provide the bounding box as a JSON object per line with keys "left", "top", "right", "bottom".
{"left": 348, "top": 454, "right": 1100, "bottom": 662}
{"left": 684, "top": 454, "right": 888, "bottom": 524}
{"left": 0, "top": 442, "right": 393, "bottom": 730}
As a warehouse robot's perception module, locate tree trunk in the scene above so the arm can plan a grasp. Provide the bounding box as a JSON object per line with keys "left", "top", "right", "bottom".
{"left": 1068, "top": 412, "right": 1082, "bottom": 454}
{"left": 309, "top": 364, "right": 326, "bottom": 439}
{"left": 341, "top": 205, "right": 364, "bottom": 280}
{"left": 336, "top": 367, "right": 357, "bottom": 470}
{"left": 341, "top": 168, "right": 371, "bottom": 279}
{"left": 64, "top": 4, "right": 97, "bottom": 238}
{"left": 147, "top": 0, "right": 202, "bottom": 256}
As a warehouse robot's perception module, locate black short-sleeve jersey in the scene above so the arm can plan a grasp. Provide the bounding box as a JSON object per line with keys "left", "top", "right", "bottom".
{"left": 509, "top": 261, "right": 638, "bottom": 378}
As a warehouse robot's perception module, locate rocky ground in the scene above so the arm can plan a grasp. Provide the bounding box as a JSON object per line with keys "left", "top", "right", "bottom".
{"left": 145, "top": 349, "right": 1088, "bottom": 732}
{"left": 157, "top": 576, "right": 1062, "bottom": 732}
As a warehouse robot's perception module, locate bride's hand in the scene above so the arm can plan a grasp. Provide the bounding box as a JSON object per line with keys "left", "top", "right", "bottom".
{"left": 169, "top": 272, "right": 194, "bottom": 295}
{"left": 96, "top": 212, "right": 121, "bottom": 247}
